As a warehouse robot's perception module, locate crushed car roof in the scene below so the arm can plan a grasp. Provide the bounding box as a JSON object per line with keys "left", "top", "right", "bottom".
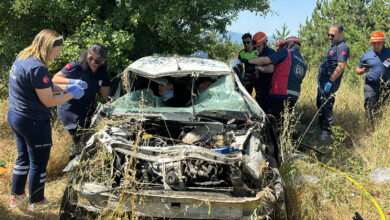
{"left": 124, "top": 56, "right": 232, "bottom": 78}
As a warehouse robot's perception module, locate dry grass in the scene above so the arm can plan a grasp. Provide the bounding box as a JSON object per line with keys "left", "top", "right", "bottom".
{"left": 281, "top": 68, "right": 390, "bottom": 220}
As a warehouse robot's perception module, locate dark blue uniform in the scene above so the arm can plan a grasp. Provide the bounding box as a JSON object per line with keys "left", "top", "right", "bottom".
{"left": 57, "top": 61, "right": 110, "bottom": 130}
{"left": 8, "top": 56, "right": 53, "bottom": 203}
{"left": 57, "top": 61, "right": 110, "bottom": 156}
{"left": 358, "top": 47, "right": 390, "bottom": 119}
{"left": 267, "top": 48, "right": 307, "bottom": 120}
{"left": 317, "top": 40, "right": 349, "bottom": 131}
{"left": 256, "top": 46, "right": 276, "bottom": 112}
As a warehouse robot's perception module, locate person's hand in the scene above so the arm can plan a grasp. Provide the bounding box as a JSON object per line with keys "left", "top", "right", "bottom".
{"left": 240, "top": 58, "right": 249, "bottom": 64}
{"left": 70, "top": 87, "right": 85, "bottom": 99}
{"left": 69, "top": 79, "right": 88, "bottom": 89}
{"left": 324, "top": 81, "right": 332, "bottom": 93}
{"left": 66, "top": 84, "right": 80, "bottom": 92}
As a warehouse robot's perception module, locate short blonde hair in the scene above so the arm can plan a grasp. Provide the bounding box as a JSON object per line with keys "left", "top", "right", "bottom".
{"left": 18, "top": 29, "right": 63, "bottom": 66}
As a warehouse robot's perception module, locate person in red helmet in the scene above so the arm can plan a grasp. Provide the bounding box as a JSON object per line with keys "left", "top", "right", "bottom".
{"left": 245, "top": 36, "right": 307, "bottom": 124}
{"left": 240, "top": 32, "right": 275, "bottom": 113}
{"left": 275, "top": 38, "right": 285, "bottom": 51}
{"left": 355, "top": 31, "right": 390, "bottom": 123}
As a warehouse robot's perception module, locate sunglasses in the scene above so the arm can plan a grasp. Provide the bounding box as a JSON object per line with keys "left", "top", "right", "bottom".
{"left": 328, "top": 33, "right": 335, "bottom": 38}
{"left": 88, "top": 56, "right": 104, "bottom": 65}
{"left": 243, "top": 41, "right": 251, "bottom": 45}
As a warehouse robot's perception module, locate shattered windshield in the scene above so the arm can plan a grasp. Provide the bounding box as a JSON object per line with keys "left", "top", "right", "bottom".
{"left": 109, "top": 74, "right": 261, "bottom": 115}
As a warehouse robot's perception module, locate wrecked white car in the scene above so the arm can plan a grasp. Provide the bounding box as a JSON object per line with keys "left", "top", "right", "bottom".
{"left": 59, "top": 56, "right": 287, "bottom": 219}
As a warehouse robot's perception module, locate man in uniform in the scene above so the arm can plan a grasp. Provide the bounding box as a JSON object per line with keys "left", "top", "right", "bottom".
{"left": 275, "top": 38, "right": 285, "bottom": 51}
{"left": 317, "top": 23, "right": 349, "bottom": 140}
{"left": 238, "top": 33, "right": 259, "bottom": 94}
{"left": 243, "top": 36, "right": 307, "bottom": 122}
{"left": 355, "top": 31, "right": 390, "bottom": 122}
{"left": 241, "top": 32, "right": 275, "bottom": 112}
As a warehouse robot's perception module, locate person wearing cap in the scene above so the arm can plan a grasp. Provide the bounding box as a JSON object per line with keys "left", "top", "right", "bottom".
{"left": 355, "top": 31, "right": 390, "bottom": 122}
{"left": 52, "top": 43, "right": 111, "bottom": 160}
{"left": 238, "top": 33, "right": 259, "bottom": 94}
{"left": 245, "top": 36, "right": 307, "bottom": 123}
{"left": 8, "top": 29, "right": 84, "bottom": 210}
{"left": 240, "top": 32, "right": 275, "bottom": 112}
{"left": 317, "top": 23, "right": 349, "bottom": 140}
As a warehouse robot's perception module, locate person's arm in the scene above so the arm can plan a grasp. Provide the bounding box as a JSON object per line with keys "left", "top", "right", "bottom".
{"left": 100, "top": 86, "right": 110, "bottom": 100}
{"left": 52, "top": 71, "right": 71, "bottom": 85}
{"left": 35, "top": 87, "right": 73, "bottom": 107}
{"left": 355, "top": 66, "right": 369, "bottom": 75}
{"left": 355, "top": 57, "right": 369, "bottom": 75}
{"left": 247, "top": 57, "right": 272, "bottom": 66}
{"left": 256, "top": 64, "right": 274, "bottom": 74}
{"left": 52, "top": 84, "right": 67, "bottom": 94}
{"left": 329, "top": 62, "right": 346, "bottom": 82}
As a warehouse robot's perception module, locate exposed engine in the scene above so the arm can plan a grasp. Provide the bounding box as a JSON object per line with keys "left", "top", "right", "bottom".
{"left": 77, "top": 116, "right": 277, "bottom": 197}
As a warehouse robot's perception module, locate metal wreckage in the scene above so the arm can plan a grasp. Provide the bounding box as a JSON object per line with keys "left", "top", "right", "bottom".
{"left": 59, "top": 56, "right": 288, "bottom": 219}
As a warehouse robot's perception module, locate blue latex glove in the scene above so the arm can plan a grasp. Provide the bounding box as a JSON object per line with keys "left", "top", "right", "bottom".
{"left": 66, "top": 84, "right": 80, "bottom": 92}
{"left": 70, "top": 87, "right": 84, "bottom": 99}
{"left": 324, "top": 81, "right": 332, "bottom": 93}
{"left": 69, "top": 79, "right": 88, "bottom": 89}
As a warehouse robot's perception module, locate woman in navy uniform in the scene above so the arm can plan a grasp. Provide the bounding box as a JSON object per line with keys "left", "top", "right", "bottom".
{"left": 52, "top": 43, "right": 111, "bottom": 159}
{"left": 8, "top": 29, "right": 85, "bottom": 210}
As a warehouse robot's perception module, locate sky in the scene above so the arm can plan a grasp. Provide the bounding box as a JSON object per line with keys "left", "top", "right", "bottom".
{"left": 227, "top": 0, "right": 317, "bottom": 37}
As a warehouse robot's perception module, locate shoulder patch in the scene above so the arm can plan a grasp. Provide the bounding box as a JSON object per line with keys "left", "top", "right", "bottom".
{"left": 341, "top": 51, "right": 347, "bottom": 56}
{"left": 65, "top": 63, "right": 72, "bottom": 71}
{"left": 43, "top": 75, "right": 50, "bottom": 84}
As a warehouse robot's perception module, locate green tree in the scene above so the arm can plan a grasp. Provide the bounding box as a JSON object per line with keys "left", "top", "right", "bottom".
{"left": 271, "top": 23, "right": 291, "bottom": 49}
{"left": 0, "top": 0, "right": 271, "bottom": 78}
{"left": 272, "top": 23, "right": 291, "bottom": 40}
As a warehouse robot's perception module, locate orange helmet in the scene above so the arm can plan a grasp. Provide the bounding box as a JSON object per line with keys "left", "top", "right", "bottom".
{"left": 284, "top": 36, "right": 301, "bottom": 45}
{"left": 275, "top": 38, "right": 285, "bottom": 50}
{"left": 252, "top": 32, "right": 267, "bottom": 47}
{"left": 370, "top": 31, "right": 385, "bottom": 42}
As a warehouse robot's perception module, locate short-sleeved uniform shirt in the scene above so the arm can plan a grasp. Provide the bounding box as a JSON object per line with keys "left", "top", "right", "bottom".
{"left": 267, "top": 48, "right": 307, "bottom": 98}
{"left": 318, "top": 40, "right": 349, "bottom": 86}
{"left": 9, "top": 56, "right": 53, "bottom": 120}
{"left": 58, "top": 61, "right": 110, "bottom": 114}
{"left": 358, "top": 47, "right": 390, "bottom": 85}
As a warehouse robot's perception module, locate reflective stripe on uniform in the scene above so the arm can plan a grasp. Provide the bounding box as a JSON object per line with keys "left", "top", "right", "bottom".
{"left": 13, "top": 170, "right": 28, "bottom": 175}
{"left": 14, "top": 165, "right": 29, "bottom": 170}
{"left": 287, "top": 90, "right": 300, "bottom": 97}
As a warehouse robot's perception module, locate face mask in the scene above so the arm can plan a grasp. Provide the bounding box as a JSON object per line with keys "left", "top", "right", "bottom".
{"left": 163, "top": 90, "right": 174, "bottom": 102}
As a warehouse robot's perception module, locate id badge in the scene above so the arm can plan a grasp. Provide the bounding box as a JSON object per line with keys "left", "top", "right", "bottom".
{"left": 383, "top": 60, "right": 390, "bottom": 68}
